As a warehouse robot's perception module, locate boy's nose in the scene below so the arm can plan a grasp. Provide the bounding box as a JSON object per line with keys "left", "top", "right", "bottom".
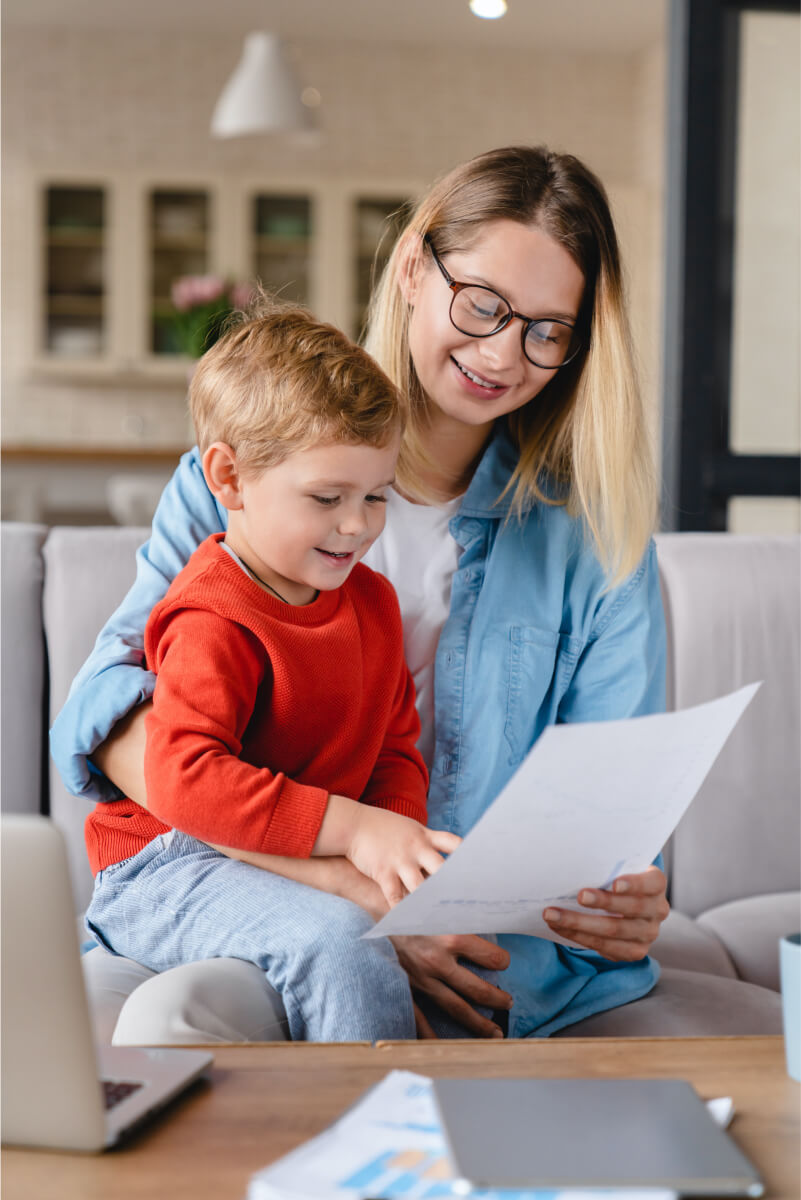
{"left": 337, "top": 505, "right": 368, "bottom": 536}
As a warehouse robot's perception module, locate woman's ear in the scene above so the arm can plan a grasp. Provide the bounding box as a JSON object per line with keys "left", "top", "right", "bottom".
{"left": 202, "top": 442, "right": 245, "bottom": 511}
{"left": 396, "top": 230, "right": 426, "bottom": 304}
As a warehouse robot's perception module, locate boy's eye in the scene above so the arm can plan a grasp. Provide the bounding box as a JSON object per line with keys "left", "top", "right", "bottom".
{"left": 311, "top": 495, "right": 339, "bottom": 506}
{"left": 366, "top": 494, "right": 388, "bottom": 505}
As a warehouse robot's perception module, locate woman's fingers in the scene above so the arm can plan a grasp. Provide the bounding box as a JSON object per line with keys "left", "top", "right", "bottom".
{"left": 413, "top": 1001, "right": 438, "bottom": 1040}
{"left": 391, "top": 933, "right": 513, "bottom": 1032}
{"left": 441, "top": 933, "right": 511, "bottom": 973}
{"left": 543, "top": 864, "right": 670, "bottom": 960}
{"left": 415, "top": 981, "right": 505, "bottom": 1038}
{"left": 544, "top": 874, "right": 669, "bottom": 961}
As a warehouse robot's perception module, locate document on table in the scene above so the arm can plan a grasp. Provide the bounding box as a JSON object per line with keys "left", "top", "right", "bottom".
{"left": 247, "top": 1068, "right": 679, "bottom": 1200}
{"left": 365, "top": 684, "right": 759, "bottom": 944}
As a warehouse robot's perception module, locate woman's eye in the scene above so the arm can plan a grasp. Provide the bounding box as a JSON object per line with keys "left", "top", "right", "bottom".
{"left": 311, "top": 495, "right": 339, "bottom": 506}
{"left": 530, "top": 322, "right": 570, "bottom": 346}
{"left": 465, "top": 292, "right": 502, "bottom": 320}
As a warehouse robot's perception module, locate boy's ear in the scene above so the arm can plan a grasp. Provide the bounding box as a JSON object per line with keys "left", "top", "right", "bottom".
{"left": 396, "top": 230, "right": 426, "bottom": 305}
{"left": 202, "top": 442, "right": 245, "bottom": 511}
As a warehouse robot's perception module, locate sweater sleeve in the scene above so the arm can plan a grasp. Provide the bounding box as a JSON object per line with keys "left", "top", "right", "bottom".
{"left": 144, "top": 607, "right": 329, "bottom": 857}
{"left": 360, "top": 658, "right": 429, "bottom": 825}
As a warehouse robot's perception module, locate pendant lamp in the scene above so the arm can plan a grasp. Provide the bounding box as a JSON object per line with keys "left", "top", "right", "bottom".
{"left": 210, "top": 32, "right": 312, "bottom": 138}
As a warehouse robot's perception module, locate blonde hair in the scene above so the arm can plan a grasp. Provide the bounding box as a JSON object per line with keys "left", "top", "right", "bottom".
{"left": 364, "top": 145, "right": 657, "bottom": 584}
{"left": 190, "top": 295, "right": 403, "bottom": 474}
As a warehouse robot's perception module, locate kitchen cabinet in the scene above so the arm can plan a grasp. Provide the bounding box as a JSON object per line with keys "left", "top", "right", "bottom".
{"left": 29, "top": 174, "right": 420, "bottom": 383}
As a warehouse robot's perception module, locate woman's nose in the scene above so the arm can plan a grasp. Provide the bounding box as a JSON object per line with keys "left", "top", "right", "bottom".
{"left": 476, "top": 319, "right": 523, "bottom": 370}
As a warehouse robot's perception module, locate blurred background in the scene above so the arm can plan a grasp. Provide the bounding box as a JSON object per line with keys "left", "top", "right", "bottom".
{"left": 1, "top": 0, "right": 798, "bottom": 531}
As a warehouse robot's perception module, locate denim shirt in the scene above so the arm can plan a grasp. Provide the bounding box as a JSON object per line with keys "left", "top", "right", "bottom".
{"left": 427, "top": 430, "right": 666, "bottom": 1036}
{"left": 51, "top": 428, "right": 666, "bottom": 1038}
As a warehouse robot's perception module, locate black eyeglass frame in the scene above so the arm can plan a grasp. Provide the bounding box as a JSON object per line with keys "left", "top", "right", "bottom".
{"left": 423, "top": 233, "right": 584, "bottom": 370}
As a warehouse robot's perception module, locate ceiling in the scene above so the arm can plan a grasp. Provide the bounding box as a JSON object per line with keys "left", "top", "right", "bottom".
{"left": 2, "top": 0, "right": 666, "bottom": 54}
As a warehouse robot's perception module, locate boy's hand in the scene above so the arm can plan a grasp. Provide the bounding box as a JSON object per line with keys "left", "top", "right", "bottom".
{"left": 313, "top": 793, "right": 460, "bottom": 909}
{"left": 347, "top": 804, "right": 460, "bottom": 908}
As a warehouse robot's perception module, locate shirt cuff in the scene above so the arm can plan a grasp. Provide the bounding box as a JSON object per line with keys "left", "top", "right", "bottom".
{"left": 260, "top": 778, "right": 330, "bottom": 858}
{"left": 50, "top": 665, "right": 156, "bottom": 801}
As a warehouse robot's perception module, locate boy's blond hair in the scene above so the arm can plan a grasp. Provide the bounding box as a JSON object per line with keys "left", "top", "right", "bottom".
{"left": 190, "top": 296, "right": 403, "bottom": 474}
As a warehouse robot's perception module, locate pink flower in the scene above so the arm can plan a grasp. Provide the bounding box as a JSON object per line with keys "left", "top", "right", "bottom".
{"left": 170, "top": 275, "right": 226, "bottom": 312}
{"left": 229, "top": 281, "right": 257, "bottom": 311}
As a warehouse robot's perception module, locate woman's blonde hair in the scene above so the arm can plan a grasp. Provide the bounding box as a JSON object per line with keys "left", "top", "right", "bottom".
{"left": 190, "top": 295, "right": 403, "bottom": 475}
{"left": 364, "top": 145, "right": 657, "bottom": 583}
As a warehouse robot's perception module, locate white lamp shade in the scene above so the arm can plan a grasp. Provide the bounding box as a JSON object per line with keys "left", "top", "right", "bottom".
{"left": 210, "top": 32, "right": 312, "bottom": 138}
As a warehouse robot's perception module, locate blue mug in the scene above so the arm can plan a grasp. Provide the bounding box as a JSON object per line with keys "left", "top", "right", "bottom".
{"left": 780, "top": 932, "right": 801, "bottom": 1081}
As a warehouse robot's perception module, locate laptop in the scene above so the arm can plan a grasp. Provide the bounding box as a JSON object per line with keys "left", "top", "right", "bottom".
{"left": 1, "top": 814, "right": 213, "bottom": 1152}
{"left": 431, "top": 1077, "right": 765, "bottom": 1197}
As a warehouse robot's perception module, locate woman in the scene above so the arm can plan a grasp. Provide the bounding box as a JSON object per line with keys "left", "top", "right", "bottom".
{"left": 52, "top": 146, "right": 670, "bottom": 1041}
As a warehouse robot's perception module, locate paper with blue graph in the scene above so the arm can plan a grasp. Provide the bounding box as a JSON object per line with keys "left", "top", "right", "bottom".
{"left": 246, "top": 1069, "right": 677, "bottom": 1200}
{"left": 365, "top": 684, "right": 759, "bottom": 944}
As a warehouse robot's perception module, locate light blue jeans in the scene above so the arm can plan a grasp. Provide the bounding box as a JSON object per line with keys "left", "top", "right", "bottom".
{"left": 85, "top": 831, "right": 417, "bottom": 1043}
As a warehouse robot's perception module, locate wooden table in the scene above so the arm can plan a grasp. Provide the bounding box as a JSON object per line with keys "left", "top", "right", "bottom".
{"left": 3, "top": 1038, "right": 798, "bottom": 1199}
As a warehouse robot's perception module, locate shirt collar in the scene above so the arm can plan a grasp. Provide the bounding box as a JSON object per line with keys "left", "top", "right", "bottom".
{"left": 456, "top": 423, "right": 567, "bottom": 520}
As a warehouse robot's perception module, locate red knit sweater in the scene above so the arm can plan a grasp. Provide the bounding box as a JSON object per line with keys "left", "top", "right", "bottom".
{"left": 85, "top": 534, "right": 428, "bottom": 875}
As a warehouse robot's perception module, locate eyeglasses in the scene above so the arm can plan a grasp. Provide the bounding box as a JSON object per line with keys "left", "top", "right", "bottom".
{"left": 424, "top": 234, "right": 583, "bottom": 370}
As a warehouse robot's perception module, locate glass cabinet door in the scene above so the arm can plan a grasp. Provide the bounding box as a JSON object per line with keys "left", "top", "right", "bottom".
{"left": 251, "top": 194, "right": 312, "bottom": 305}
{"left": 353, "top": 197, "right": 410, "bottom": 338}
{"left": 149, "top": 189, "right": 211, "bottom": 355}
{"left": 44, "top": 186, "right": 106, "bottom": 358}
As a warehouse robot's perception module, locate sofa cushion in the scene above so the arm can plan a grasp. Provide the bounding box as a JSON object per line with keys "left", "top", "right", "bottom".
{"left": 1, "top": 523, "right": 48, "bottom": 817}
{"left": 554, "top": 966, "right": 783, "bottom": 1036}
{"left": 656, "top": 534, "right": 800, "bottom": 917}
{"left": 697, "top": 891, "right": 801, "bottom": 992}
{"left": 649, "top": 909, "right": 737, "bottom": 979}
{"left": 43, "top": 525, "right": 150, "bottom": 912}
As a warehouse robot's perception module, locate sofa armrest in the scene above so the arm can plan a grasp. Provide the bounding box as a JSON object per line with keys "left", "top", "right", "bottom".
{"left": 1, "top": 523, "right": 49, "bottom": 817}
{"left": 697, "top": 891, "right": 801, "bottom": 992}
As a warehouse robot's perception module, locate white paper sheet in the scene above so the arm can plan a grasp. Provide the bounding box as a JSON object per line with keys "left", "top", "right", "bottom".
{"left": 365, "top": 684, "right": 759, "bottom": 943}
{"left": 247, "top": 1068, "right": 678, "bottom": 1200}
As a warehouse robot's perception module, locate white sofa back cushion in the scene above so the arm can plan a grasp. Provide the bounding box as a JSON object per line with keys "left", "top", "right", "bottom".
{"left": 1, "top": 523, "right": 48, "bottom": 818}
{"left": 43, "top": 526, "right": 150, "bottom": 912}
{"left": 657, "top": 533, "right": 800, "bottom": 917}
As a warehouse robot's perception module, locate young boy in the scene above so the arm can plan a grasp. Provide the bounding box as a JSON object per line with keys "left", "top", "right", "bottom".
{"left": 83, "top": 301, "right": 459, "bottom": 1042}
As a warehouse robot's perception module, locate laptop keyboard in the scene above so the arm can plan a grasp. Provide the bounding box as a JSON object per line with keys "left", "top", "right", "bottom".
{"left": 103, "top": 1080, "right": 143, "bottom": 1109}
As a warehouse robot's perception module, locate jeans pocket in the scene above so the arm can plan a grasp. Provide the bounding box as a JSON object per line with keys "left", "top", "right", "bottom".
{"left": 97, "top": 853, "right": 138, "bottom": 881}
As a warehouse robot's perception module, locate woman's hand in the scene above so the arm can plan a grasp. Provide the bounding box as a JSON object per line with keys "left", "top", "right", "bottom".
{"left": 543, "top": 864, "right": 670, "bottom": 961}
{"left": 390, "top": 934, "right": 512, "bottom": 1039}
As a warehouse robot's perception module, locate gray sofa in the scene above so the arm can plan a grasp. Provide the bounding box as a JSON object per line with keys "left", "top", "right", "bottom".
{"left": 2, "top": 521, "right": 799, "bottom": 1040}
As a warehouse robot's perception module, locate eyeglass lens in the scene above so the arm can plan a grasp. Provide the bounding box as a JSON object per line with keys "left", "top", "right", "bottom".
{"left": 450, "top": 286, "right": 578, "bottom": 369}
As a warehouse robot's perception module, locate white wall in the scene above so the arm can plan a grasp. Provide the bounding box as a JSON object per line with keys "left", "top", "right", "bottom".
{"left": 1, "top": 26, "right": 666, "bottom": 450}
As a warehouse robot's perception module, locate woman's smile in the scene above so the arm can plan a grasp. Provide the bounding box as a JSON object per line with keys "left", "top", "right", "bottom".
{"left": 450, "top": 354, "right": 511, "bottom": 394}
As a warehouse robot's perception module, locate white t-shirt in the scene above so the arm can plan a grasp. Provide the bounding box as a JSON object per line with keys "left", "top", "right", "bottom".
{"left": 363, "top": 490, "right": 461, "bottom": 768}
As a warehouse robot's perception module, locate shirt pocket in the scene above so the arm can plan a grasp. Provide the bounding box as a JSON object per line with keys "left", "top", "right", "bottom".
{"left": 503, "top": 626, "right": 577, "bottom": 766}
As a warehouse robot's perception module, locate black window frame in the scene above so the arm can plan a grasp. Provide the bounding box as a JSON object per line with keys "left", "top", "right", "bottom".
{"left": 662, "top": 0, "right": 801, "bottom": 531}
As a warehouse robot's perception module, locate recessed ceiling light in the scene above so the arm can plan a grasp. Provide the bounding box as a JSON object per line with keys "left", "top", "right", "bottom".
{"left": 469, "top": 0, "right": 508, "bottom": 18}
